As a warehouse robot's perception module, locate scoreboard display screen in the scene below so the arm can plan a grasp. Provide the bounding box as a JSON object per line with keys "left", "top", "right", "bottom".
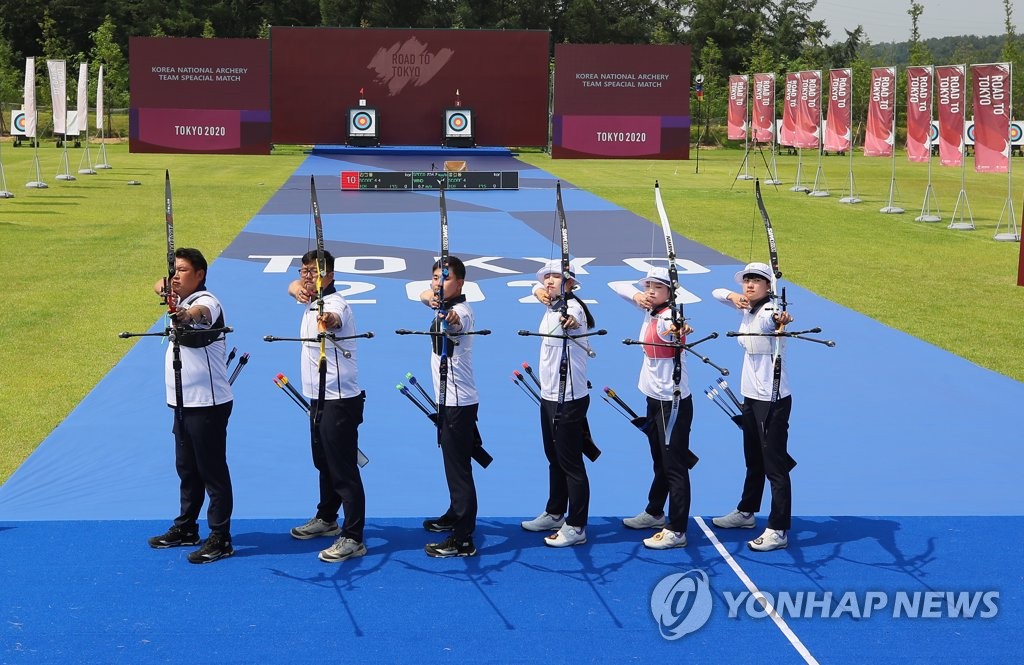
{"left": 340, "top": 171, "right": 519, "bottom": 190}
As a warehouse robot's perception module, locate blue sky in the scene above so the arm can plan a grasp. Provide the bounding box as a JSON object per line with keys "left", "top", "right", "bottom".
{"left": 811, "top": 0, "right": 1012, "bottom": 44}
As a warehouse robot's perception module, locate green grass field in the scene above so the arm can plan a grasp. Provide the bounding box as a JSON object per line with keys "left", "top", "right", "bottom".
{"left": 1, "top": 141, "right": 1022, "bottom": 483}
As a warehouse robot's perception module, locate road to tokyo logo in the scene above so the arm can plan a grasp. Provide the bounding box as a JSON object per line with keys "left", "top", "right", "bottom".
{"left": 650, "top": 569, "right": 713, "bottom": 640}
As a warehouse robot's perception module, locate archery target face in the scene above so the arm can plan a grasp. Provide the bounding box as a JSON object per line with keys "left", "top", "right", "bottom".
{"left": 965, "top": 120, "right": 975, "bottom": 145}
{"left": 1011, "top": 121, "right": 1023, "bottom": 145}
{"left": 348, "top": 108, "right": 377, "bottom": 137}
{"left": 444, "top": 109, "right": 473, "bottom": 138}
{"left": 929, "top": 120, "right": 939, "bottom": 144}
{"left": 11, "top": 111, "right": 26, "bottom": 135}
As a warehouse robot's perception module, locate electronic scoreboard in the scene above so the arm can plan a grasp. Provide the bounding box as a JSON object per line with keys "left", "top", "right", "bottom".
{"left": 340, "top": 171, "right": 519, "bottom": 190}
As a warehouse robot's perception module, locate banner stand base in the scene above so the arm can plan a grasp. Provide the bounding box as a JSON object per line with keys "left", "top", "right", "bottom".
{"left": 789, "top": 185, "right": 809, "bottom": 193}
{"left": 808, "top": 190, "right": 830, "bottom": 197}
{"left": 0, "top": 190, "right": 14, "bottom": 198}
{"left": 25, "top": 181, "right": 48, "bottom": 189}
{"left": 879, "top": 206, "right": 904, "bottom": 214}
{"left": 735, "top": 174, "right": 754, "bottom": 181}
{"left": 948, "top": 222, "right": 975, "bottom": 230}
{"left": 78, "top": 169, "right": 97, "bottom": 175}
{"left": 915, "top": 214, "right": 941, "bottom": 222}
{"left": 839, "top": 196, "right": 862, "bottom": 204}
{"left": 95, "top": 164, "right": 112, "bottom": 169}
{"left": 763, "top": 178, "right": 782, "bottom": 185}
{"left": 993, "top": 233, "right": 1021, "bottom": 242}
{"left": 56, "top": 174, "right": 76, "bottom": 182}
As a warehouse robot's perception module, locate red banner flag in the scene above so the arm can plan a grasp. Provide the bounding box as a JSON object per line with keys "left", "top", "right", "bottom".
{"left": 727, "top": 75, "right": 749, "bottom": 140}
{"left": 972, "top": 62, "right": 1011, "bottom": 173}
{"left": 752, "top": 73, "right": 775, "bottom": 144}
{"left": 779, "top": 72, "right": 799, "bottom": 147}
{"left": 864, "top": 67, "right": 896, "bottom": 156}
{"left": 935, "top": 65, "right": 966, "bottom": 167}
{"left": 823, "top": 68, "right": 852, "bottom": 152}
{"left": 906, "top": 66, "right": 933, "bottom": 162}
{"left": 792, "top": 70, "right": 821, "bottom": 149}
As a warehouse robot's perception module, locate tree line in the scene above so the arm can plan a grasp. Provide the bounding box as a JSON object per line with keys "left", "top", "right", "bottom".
{"left": 0, "top": 0, "right": 1017, "bottom": 135}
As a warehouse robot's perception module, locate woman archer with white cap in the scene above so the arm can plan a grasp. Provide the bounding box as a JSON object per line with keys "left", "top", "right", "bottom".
{"left": 610, "top": 267, "right": 697, "bottom": 550}
{"left": 521, "top": 260, "right": 597, "bottom": 548}
{"left": 710, "top": 262, "right": 795, "bottom": 552}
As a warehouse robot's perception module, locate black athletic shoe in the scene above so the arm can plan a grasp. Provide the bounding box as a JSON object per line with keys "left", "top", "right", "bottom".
{"left": 422, "top": 515, "right": 457, "bottom": 533}
{"left": 148, "top": 525, "right": 200, "bottom": 549}
{"left": 187, "top": 533, "right": 234, "bottom": 564}
{"left": 425, "top": 534, "right": 477, "bottom": 558}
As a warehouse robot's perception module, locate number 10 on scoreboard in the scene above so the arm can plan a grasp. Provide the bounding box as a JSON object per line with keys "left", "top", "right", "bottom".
{"left": 341, "top": 171, "right": 360, "bottom": 190}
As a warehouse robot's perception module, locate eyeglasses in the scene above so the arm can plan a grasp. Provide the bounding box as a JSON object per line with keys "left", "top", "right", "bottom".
{"left": 297, "top": 267, "right": 320, "bottom": 277}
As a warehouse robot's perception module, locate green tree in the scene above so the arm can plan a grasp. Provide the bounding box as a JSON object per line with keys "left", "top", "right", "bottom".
{"left": 39, "top": 9, "right": 74, "bottom": 59}
{"left": 824, "top": 26, "right": 865, "bottom": 69}
{"left": 906, "top": 2, "right": 932, "bottom": 65}
{"left": 90, "top": 15, "right": 128, "bottom": 109}
{"left": 684, "top": 0, "right": 764, "bottom": 75}
{"left": 1001, "top": 0, "right": 1024, "bottom": 111}
{"left": 697, "top": 36, "right": 726, "bottom": 129}
{"left": 0, "top": 21, "right": 22, "bottom": 106}
{"left": 766, "top": 0, "right": 829, "bottom": 67}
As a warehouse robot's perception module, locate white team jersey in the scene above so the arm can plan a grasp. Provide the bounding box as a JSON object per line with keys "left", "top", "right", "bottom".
{"left": 712, "top": 287, "right": 790, "bottom": 400}
{"left": 299, "top": 291, "right": 362, "bottom": 400}
{"left": 538, "top": 297, "right": 591, "bottom": 401}
{"left": 430, "top": 301, "right": 479, "bottom": 406}
{"left": 611, "top": 282, "right": 690, "bottom": 401}
{"left": 164, "top": 291, "right": 233, "bottom": 407}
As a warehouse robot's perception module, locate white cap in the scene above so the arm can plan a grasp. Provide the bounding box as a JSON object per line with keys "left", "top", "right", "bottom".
{"left": 535, "top": 259, "right": 577, "bottom": 284}
{"left": 733, "top": 261, "right": 774, "bottom": 285}
{"left": 636, "top": 267, "right": 672, "bottom": 289}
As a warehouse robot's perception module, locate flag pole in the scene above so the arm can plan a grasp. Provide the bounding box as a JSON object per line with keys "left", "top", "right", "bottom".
{"left": 880, "top": 67, "right": 904, "bottom": 214}
{"left": 915, "top": 66, "right": 940, "bottom": 221}
{"left": 994, "top": 61, "right": 1020, "bottom": 241}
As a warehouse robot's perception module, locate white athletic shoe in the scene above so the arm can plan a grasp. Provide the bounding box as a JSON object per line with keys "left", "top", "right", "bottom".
{"left": 521, "top": 512, "right": 566, "bottom": 532}
{"left": 748, "top": 528, "right": 788, "bottom": 552}
{"left": 622, "top": 511, "right": 666, "bottom": 530}
{"left": 544, "top": 524, "right": 587, "bottom": 547}
{"left": 318, "top": 537, "right": 367, "bottom": 563}
{"left": 290, "top": 517, "right": 341, "bottom": 540}
{"left": 643, "top": 528, "right": 687, "bottom": 549}
{"left": 712, "top": 510, "right": 756, "bottom": 529}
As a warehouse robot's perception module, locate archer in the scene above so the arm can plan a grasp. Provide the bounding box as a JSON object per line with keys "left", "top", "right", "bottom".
{"left": 710, "top": 262, "right": 795, "bottom": 552}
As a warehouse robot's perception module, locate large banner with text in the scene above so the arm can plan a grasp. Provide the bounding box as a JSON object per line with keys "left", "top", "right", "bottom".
{"left": 129, "top": 37, "right": 271, "bottom": 155}
{"left": 271, "top": 27, "right": 548, "bottom": 146}
{"left": 552, "top": 44, "right": 691, "bottom": 159}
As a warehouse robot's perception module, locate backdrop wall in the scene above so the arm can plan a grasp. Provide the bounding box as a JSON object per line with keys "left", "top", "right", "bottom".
{"left": 129, "top": 37, "right": 271, "bottom": 155}
{"left": 270, "top": 27, "right": 550, "bottom": 147}
{"left": 552, "top": 43, "right": 691, "bottom": 159}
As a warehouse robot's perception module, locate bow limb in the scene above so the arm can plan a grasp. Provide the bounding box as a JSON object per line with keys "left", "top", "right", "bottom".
{"left": 436, "top": 185, "right": 450, "bottom": 433}
{"left": 553, "top": 182, "right": 571, "bottom": 432}
{"left": 164, "top": 171, "right": 184, "bottom": 429}
{"left": 310, "top": 177, "right": 328, "bottom": 428}
{"left": 654, "top": 181, "right": 683, "bottom": 445}
{"left": 755, "top": 178, "right": 784, "bottom": 429}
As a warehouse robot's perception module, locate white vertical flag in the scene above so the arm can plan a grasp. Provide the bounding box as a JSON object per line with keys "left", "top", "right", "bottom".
{"left": 96, "top": 65, "right": 104, "bottom": 130}
{"left": 47, "top": 59, "right": 67, "bottom": 134}
{"left": 23, "top": 57, "right": 37, "bottom": 138}
{"left": 77, "top": 62, "right": 88, "bottom": 132}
